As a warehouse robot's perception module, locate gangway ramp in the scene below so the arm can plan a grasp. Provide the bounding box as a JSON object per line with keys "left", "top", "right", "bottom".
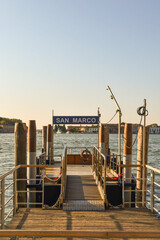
{"left": 63, "top": 165, "right": 105, "bottom": 211}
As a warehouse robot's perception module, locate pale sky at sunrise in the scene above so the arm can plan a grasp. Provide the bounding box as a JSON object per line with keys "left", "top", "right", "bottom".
{"left": 0, "top": 0, "right": 160, "bottom": 128}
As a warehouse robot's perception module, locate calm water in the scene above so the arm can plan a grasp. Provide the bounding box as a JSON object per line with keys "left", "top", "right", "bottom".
{"left": 0, "top": 133, "right": 160, "bottom": 174}
{"left": 0, "top": 133, "right": 160, "bottom": 219}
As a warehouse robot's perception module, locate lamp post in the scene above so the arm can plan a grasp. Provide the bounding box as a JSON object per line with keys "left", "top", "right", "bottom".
{"left": 107, "top": 86, "right": 122, "bottom": 174}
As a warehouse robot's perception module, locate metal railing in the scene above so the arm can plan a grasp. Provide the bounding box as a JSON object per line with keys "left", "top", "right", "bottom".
{"left": 0, "top": 146, "right": 67, "bottom": 228}
{"left": 107, "top": 153, "right": 160, "bottom": 215}
{"left": 121, "top": 164, "right": 144, "bottom": 208}
{"left": 92, "top": 146, "right": 107, "bottom": 205}
{"left": 146, "top": 165, "right": 160, "bottom": 216}
{"left": 108, "top": 151, "right": 120, "bottom": 175}
{"left": 0, "top": 165, "right": 19, "bottom": 229}
{"left": 92, "top": 146, "right": 160, "bottom": 215}
{"left": 0, "top": 165, "right": 46, "bottom": 228}
{"left": 59, "top": 147, "right": 67, "bottom": 206}
{"left": 38, "top": 152, "right": 61, "bottom": 165}
{"left": 67, "top": 146, "right": 93, "bottom": 154}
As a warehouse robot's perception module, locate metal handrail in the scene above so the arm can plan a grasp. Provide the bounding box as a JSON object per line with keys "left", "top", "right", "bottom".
{"left": 120, "top": 164, "right": 160, "bottom": 214}
{"left": 38, "top": 152, "right": 61, "bottom": 165}
{"left": 92, "top": 146, "right": 107, "bottom": 206}
{"left": 67, "top": 146, "right": 92, "bottom": 154}
{"left": 146, "top": 165, "right": 160, "bottom": 215}
{"left": 146, "top": 165, "right": 160, "bottom": 174}
{"left": 100, "top": 149, "right": 160, "bottom": 215}
{"left": 0, "top": 165, "right": 47, "bottom": 228}
{"left": 59, "top": 147, "right": 67, "bottom": 206}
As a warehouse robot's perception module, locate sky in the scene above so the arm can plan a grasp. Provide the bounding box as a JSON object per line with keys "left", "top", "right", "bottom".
{"left": 0, "top": 0, "right": 160, "bottom": 128}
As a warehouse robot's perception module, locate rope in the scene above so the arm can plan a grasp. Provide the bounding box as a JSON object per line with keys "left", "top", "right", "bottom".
{"left": 137, "top": 106, "right": 148, "bottom": 116}
{"left": 106, "top": 111, "right": 118, "bottom": 124}
{"left": 45, "top": 169, "right": 62, "bottom": 182}
{"left": 121, "top": 115, "right": 143, "bottom": 149}
{"left": 106, "top": 173, "right": 123, "bottom": 180}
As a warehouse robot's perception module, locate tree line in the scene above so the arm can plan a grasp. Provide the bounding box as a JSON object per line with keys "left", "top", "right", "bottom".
{"left": 0, "top": 117, "right": 22, "bottom": 125}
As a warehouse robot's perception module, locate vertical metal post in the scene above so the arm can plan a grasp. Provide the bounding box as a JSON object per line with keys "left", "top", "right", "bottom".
{"left": 96, "top": 149, "right": 98, "bottom": 177}
{"left": 104, "top": 156, "right": 107, "bottom": 206}
{"left": 1, "top": 179, "right": 5, "bottom": 229}
{"left": 92, "top": 147, "right": 94, "bottom": 172}
{"left": 97, "top": 151, "right": 99, "bottom": 178}
{"left": 100, "top": 154, "right": 102, "bottom": 186}
{"left": 122, "top": 168, "right": 125, "bottom": 208}
{"left": 118, "top": 110, "right": 122, "bottom": 175}
{"left": 106, "top": 86, "right": 122, "bottom": 174}
{"left": 42, "top": 170, "right": 45, "bottom": 208}
{"left": 98, "top": 107, "right": 101, "bottom": 149}
{"left": 142, "top": 99, "right": 146, "bottom": 207}
{"left": 52, "top": 110, "right": 54, "bottom": 162}
{"left": 116, "top": 155, "right": 118, "bottom": 173}
{"left": 13, "top": 170, "right": 17, "bottom": 215}
{"left": 151, "top": 170, "right": 154, "bottom": 213}
{"left": 113, "top": 153, "right": 115, "bottom": 171}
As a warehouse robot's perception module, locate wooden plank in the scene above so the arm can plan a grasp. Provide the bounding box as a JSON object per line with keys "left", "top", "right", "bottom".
{"left": 65, "top": 175, "right": 102, "bottom": 200}
{"left": 7, "top": 208, "right": 160, "bottom": 233}
{"left": 1, "top": 229, "right": 160, "bottom": 238}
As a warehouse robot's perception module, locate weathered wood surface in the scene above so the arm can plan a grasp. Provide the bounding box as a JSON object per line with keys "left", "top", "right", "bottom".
{"left": 65, "top": 175, "right": 102, "bottom": 200}
{"left": 5, "top": 208, "right": 160, "bottom": 239}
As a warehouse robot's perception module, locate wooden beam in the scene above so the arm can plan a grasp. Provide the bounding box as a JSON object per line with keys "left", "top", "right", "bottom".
{"left": 0, "top": 230, "right": 160, "bottom": 238}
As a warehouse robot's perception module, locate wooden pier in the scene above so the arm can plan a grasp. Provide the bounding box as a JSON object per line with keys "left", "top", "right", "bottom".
{"left": 2, "top": 164, "right": 160, "bottom": 239}
{"left": 0, "top": 123, "right": 160, "bottom": 239}
{"left": 4, "top": 208, "right": 160, "bottom": 239}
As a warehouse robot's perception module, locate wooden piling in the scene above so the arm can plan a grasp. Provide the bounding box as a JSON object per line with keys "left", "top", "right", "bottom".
{"left": 137, "top": 126, "right": 143, "bottom": 207}
{"left": 99, "top": 124, "right": 109, "bottom": 156}
{"left": 42, "top": 126, "right": 47, "bottom": 153}
{"left": 51, "top": 124, "right": 54, "bottom": 162}
{"left": 15, "top": 122, "right": 27, "bottom": 208}
{"left": 137, "top": 126, "right": 150, "bottom": 207}
{"left": 28, "top": 120, "right": 36, "bottom": 205}
{"left": 123, "top": 123, "right": 132, "bottom": 207}
{"left": 47, "top": 124, "right": 53, "bottom": 164}
{"left": 144, "top": 126, "right": 150, "bottom": 205}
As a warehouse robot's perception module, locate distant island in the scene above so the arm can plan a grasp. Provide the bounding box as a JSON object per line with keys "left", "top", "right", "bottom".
{"left": 0, "top": 117, "right": 22, "bottom": 133}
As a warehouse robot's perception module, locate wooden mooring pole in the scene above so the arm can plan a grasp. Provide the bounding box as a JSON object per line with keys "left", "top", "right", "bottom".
{"left": 28, "top": 120, "right": 36, "bottom": 206}
{"left": 47, "top": 124, "right": 53, "bottom": 164}
{"left": 42, "top": 126, "right": 47, "bottom": 153}
{"left": 123, "top": 123, "right": 132, "bottom": 207}
{"left": 14, "top": 122, "right": 27, "bottom": 208}
{"left": 137, "top": 125, "right": 150, "bottom": 207}
{"left": 99, "top": 124, "right": 109, "bottom": 156}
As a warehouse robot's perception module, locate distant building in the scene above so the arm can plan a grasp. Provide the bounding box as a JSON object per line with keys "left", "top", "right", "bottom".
{"left": 150, "top": 126, "right": 160, "bottom": 134}
{"left": 85, "top": 126, "right": 98, "bottom": 133}
{"left": 0, "top": 124, "right": 14, "bottom": 133}
{"left": 66, "top": 125, "right": 98, "bottom": 133}
{"left": 66, "top": 126, "right": 85, "bottom": 133}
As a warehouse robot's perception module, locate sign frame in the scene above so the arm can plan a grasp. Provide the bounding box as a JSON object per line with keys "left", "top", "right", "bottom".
{"left": 53, "top": 116, "right": 99, "bottom": 125}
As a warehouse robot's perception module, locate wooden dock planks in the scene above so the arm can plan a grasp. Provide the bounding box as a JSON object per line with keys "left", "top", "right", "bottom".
{"left": 65, "top": 175, "right": 102, "bottom": 200}
{"left": 5, "top": 208, "right": 160, "bottom": 239}
{"left": 3, "top": 165, "right": 160, "bottom": 239}
{"left": 63, "top": 165, "right": 105, "bottom": 211}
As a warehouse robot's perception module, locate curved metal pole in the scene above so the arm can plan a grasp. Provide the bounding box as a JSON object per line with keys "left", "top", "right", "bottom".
{"left": 107, "top": 86, "right": 122, "bottom": 174}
